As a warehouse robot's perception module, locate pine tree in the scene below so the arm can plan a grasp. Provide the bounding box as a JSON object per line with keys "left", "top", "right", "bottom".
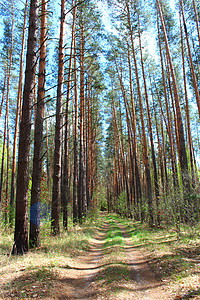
{"left": 12, "top": 0, "right": 39, "bottom": 255}
{"left": 29, "top": 0, "right": 47, "bottom": 248}
{"left": 51, "top": 0, "right": 65, "bottom": 235}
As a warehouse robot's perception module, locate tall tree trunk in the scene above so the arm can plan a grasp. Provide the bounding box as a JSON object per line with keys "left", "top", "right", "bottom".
{"left": 138, "top": 17, "right": 160, "bottom": 225}
{"left": 127, "top": 42, "right": 142, "bottom": 219}
{"left": 45, "top": 114, "right": 50, "bottom": 193}
{"left": 180, "top": 14, "right": 195, "bottom": 190}
{"left": 0, "top": 105, "right": 7, "bottom": 206}
{"left": 10, "top": 0, "right": 28, "bottom": 226}
{"left": 157, "top": 16, "right": 178, "bottom": 189}
{"left": 113, "top": 53, "right": 135, "bottom": 217}
{"left": 153, "top": 97, "right": 166, "bottom": 204}
{"left": 3, "top": 9, "right": 14, "bottom": 222}
{"left": 118, "top": 99, "right": 131, "bottom": 217}
{"left": 73, "top": 36, "right": 78, "bottom": 224}
{"left": 51, "top": 0, "right": 65, "bottom": 234}
{"left": 157, "top": 1, "right": 191, "bottom": 220}
{"left": 0, "top": 70, "right": 7, "bottom": 121}
{"left": 29, "top": 0, "right": 47, "bottom": 248}
{"left": 78, "top": 18, "right": 86, "bottom": 221}
{"left": 62, "top": 0, "right": 77, "bottom": 230}
{"left": 5, "top": 95, "right": 9, "bottom": 224}
{"left": 126, "top": 2, "right": 153, "bottom": 226}
{"left": 180, "top": 0, "right": 200, "bottom": 118}
{"left": 12, "top": 0, "right": 39, "bottom": 255}
{"left": 193, "top": 0, "right": 200, "bottom": 50}
{"left": 86, "top": 79, "right": 92, "bottom": 210}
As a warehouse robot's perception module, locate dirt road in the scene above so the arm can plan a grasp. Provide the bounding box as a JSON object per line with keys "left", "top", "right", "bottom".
{"left": 48, "top": 217, "right": 173, "bottom": 299}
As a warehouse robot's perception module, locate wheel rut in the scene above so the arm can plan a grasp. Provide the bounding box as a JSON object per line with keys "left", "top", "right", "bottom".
{"left": 50, "top": 215, "right": 173, "bottom": 299}
{"left": 114, "top": 220, "right": 173, "bottom": 300}
{"left": 52, "top": 219, "right": 110, "bottom": 299}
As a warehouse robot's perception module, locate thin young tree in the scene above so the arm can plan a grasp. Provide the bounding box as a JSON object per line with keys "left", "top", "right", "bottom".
{"left": 0, "top": 99, "right": 8, "bottom": 207}
{"left": 0, "top": 7, "right": 14, "bottom": 214}
{"left": 73, "top": 36, "right": 78, "bottom": 224}
{"left": 51, "top": 0, "right": 65, "bottom": 234}
{"left": 78, "top": 10, "right": 86, "bottom": 222}
{"left": 180, "top": 0, "right": 200, "bottom": 119}
{"left": 62, "top": 0, "right": 77, "bottom": 230}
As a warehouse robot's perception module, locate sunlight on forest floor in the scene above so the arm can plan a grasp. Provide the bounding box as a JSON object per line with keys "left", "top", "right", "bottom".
{"left": 0, "top": 212, "right": 199, "bottom": 299}
{"left": 109, "top": 214, "right": 200, "bottom": 299}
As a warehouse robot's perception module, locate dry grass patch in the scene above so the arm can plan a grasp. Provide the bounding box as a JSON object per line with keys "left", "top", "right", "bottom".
{"left": 0, "top": 214, "right": 103, "bottom": 299}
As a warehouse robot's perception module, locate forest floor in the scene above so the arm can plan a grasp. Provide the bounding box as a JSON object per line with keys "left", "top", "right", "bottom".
{"left": 0, "top": 212, "right": 200, "bottom": 299}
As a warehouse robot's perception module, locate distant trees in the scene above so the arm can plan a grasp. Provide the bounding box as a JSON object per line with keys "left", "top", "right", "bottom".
{"left": 0, "top": 0, "right": 199, "bottom": 254}
{"left": 104, "top": 0, "right": 199, "bottom": 225}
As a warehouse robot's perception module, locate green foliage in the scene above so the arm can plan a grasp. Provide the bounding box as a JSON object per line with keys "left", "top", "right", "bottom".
{"left": 116, "top": 191, "right": 127, "bottom": 216}
{"left": 97, "top": 186, "right": 108, "bottom": 211}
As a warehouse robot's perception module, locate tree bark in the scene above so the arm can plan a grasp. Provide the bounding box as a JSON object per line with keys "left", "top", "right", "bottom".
{"left": 180, "top": 0, "right": 200, "bottom": 119}
{"left": 126, "top": 2, "right": 153, "bottom": 226}
{"left": 51, "top": 0, "right": 65, "bottom": 234}
{"left": 10, "top": 0, "right": 28, "bottom": 226}
{"left": 12, "top": 0, "right": 39, "bottom": 255}
{"left": 29, "top": 0, "right": 47, "bottom": 248}
{"left": 73, "top": 35, "right": 78, "bottom": 224}
{"left": 62, "top": 0, "right": 77, "bottom": 230}
{"left": 157, "top": 1, "right": 191, "bottom": 217}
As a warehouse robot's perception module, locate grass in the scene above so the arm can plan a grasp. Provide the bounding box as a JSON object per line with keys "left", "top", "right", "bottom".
{"left": 1, "top": 212, "right": 199, "bottom": 299}
{"left": 110, "top": 213, "right": 200, "bottom": 299}
{"left": 104, "top": 219, "right": 124, "bottom": 249}
{"left": 93, "top": 215, "right": 131, "bottom": 298}
{"left": 3, "top": 267, "right": 57, "bottom": 299}
{"left": 0, "top": 212, "right": 103, "bottom": 299}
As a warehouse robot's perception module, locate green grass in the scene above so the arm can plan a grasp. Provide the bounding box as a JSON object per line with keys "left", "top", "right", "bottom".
{"left": 108, "top": 213, "right": 200, "bottom": 298}
{"left": 104, "top": 219, "right": 124, "bottom": 249}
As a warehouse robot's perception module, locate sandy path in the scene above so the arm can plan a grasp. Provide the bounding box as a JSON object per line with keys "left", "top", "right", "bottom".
{"left": 49, "top": 220, "right": 110, "bottom": 299}
{"left": 49, "top": 216, "right": 173, "bottom": 300}
{"left": 116, "top": 221, "right": 173, "bottom": 300}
